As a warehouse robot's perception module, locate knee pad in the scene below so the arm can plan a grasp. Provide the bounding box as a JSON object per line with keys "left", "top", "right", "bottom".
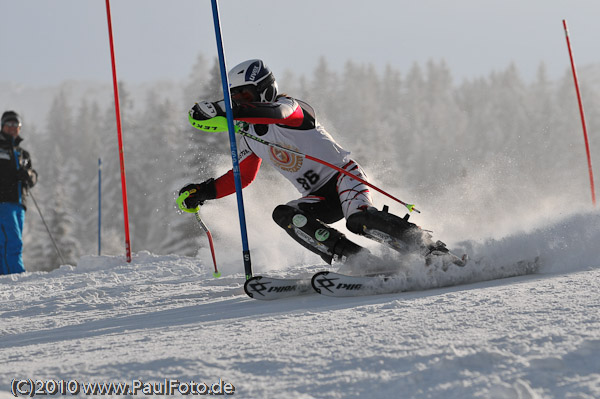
{"left": 272, "top": 204, "right": 300, "bottom": 228}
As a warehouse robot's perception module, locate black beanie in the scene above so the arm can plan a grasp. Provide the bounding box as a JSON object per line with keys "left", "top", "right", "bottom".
{"left": 1, "top": 111, "right": 21, "bottom": 127}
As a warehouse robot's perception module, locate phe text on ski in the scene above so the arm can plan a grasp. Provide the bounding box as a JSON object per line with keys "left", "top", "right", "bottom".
{"left": 10, "top": 378, "right": 236, "bottom": 397}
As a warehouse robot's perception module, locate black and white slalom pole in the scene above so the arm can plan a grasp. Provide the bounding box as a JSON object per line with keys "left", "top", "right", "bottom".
{"left": 209, "top": 0, "right": 253, "bottom": 279}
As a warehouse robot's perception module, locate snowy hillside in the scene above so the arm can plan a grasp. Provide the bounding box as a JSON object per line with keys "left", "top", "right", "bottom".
{"left": 1, "top": 210, "right": 599, "bottom": 398}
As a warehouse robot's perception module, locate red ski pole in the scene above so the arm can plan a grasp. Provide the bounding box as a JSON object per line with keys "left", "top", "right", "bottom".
{"left": 195, "top": 211, "right": 221, "bottom": 278}
{"left": 238, "top": 130, "right": 420, "bottom": 213}
{"left": 188, "top": 114, "right": 420, "bottom": 213}
{"left": 177, "top": 191, "right": 221, "bottom": 278}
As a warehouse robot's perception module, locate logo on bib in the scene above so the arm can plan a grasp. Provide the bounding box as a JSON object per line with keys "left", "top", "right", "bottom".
{"left": 269, "top": 144, "right": 303, "bottom": 173}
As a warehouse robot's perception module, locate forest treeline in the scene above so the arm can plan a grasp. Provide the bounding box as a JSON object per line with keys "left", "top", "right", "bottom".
{"left": 22, "top": 55, "right": 600, "bottom": 270}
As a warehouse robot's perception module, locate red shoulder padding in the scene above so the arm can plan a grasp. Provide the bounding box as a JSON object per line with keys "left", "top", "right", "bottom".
{"left": 214, "top": 153, "right": 262, "bottom": 198}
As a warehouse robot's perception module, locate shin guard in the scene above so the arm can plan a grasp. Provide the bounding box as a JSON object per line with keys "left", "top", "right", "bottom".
{"left": 272, "top": 204, "right": 364, "bottom": 264}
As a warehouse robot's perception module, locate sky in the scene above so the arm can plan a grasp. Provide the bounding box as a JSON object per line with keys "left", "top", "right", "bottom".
{"left": 2, "top": 0, "right": 600, "bottom": 88}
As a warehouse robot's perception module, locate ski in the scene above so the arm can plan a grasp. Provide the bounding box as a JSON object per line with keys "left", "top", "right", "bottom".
{"left": 244, "top": 272, "right": 393, "bottom": 300}
{"left": 311, "top": 256, "right": 542, "bottom": 298}
{"left": 245, "top": 257, "right": 542, "bottom": 300}
{"left": 244, "top": 275, "right": 314, "bottom": 300}
{"left": 311, "top": 271, "right": 402, "bottom": 297}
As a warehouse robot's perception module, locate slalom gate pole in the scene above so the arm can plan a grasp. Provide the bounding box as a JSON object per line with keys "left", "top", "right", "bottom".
{"left": 563, "top": 19, "right": 596, "bottom": 206}
{"left": 98, "top": 158, "right": 102, "bottom": 256}
{"left": 210, "top": 0, "right": 253, "bottom": 279}
{"left": 237, "top": 130, "right": 420, "bottom": 214}
{"left": 105, "top": 0, "right": 133, "bottom": 261}
{"left": 29, "top": 190, "right": 66, "bottom": 265}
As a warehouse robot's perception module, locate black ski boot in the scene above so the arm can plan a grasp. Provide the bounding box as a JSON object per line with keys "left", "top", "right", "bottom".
{"left": 273, "top": 205, "right": 366, "bottom": 264}
{"left": 346, "top": 206, "right": 425, "bottom": 253}
{"left": 346, "top": 206, "right": 467, "bottom": 268}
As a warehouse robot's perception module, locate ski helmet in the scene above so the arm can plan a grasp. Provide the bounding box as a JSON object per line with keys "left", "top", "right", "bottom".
{"left": 228, "top": 59, "right": 278, "bottom": 104}
{"left": 1, "top": 110, "right": 21, "bottom": 127}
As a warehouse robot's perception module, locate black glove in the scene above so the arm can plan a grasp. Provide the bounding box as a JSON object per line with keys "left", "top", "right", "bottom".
{"left": 178, "top": 179, "right": 217, "bottom": 209}
{"left": 189, "top": 101, "right": 225, "bottom": 121}
{"left": 17, "top": 168, "right": 37, "bottom": 188}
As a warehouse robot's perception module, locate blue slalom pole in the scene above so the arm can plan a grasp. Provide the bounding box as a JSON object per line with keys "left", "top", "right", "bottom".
{"left": 98, "top": 158, "right": 102, "bottom": 256}
{"left": 210, "top": 0, "right": 253, "bottom": 279}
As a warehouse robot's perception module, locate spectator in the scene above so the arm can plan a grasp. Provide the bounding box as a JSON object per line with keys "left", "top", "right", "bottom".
{"left": 0, "top": 111, "right": 37, "bottom": 275}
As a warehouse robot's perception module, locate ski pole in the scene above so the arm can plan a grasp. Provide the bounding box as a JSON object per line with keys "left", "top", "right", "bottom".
{"left": 194, "top": 211, "right": 220, "bottom": 278}
{"left": 251, "top": 133, "right": 420, "bottom": 213}
{"left": 29, "top": 190, "right": 67, "bottom": 265}
{"left": 188, "top": 115, "right": 420, "bottom": 213}
{"left": 177, "top": 191, "right": 221, "bottom": 278}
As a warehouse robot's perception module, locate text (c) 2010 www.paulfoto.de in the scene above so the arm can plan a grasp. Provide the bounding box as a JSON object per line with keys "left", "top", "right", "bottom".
{"left": 10, "top": 378, "right": 236, "bottom": 396}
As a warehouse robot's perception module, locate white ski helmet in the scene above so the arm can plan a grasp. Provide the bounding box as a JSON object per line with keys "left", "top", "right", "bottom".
{"left": 228, "top": 59, "right": 278, "bottom": 103}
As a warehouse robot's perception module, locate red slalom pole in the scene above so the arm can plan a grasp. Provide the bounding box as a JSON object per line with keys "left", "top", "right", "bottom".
{"left": 563, "top": 19, "right": 596, "bottom": 206}
{"left": 105, "top": 0, "right": 132, "bottom": 261}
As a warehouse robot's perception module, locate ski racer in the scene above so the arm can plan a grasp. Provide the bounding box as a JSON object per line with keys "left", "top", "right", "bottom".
{"left": 179, "top": 59, "right": 457, "bottom": 267}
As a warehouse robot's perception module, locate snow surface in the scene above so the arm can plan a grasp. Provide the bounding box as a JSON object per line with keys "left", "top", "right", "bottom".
{"left": 1, "top": 210, "right": 600, "bottom": 398}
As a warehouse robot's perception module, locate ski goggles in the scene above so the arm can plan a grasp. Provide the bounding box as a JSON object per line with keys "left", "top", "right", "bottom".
{"left": 230, "top": 85, "right": 259, "bottom": 104}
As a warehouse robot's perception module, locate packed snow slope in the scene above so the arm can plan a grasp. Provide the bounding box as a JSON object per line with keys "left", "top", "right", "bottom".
{"left": 1, "top": 210, "right": 600, "bottom": 399}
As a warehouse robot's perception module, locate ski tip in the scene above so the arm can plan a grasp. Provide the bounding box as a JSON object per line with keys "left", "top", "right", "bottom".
{"left": 243, "top": 276, "right": 261, "bottom": 298}
{"left": 243, "top": 274, "right": 259, "bottom": 298}
{"left": 311, "top": 271, "right": 330, "bottom": 294}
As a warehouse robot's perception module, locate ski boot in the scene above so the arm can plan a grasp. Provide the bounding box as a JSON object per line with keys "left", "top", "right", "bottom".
{"left": 346, "top": 205, "right": 467, "bottom": 268}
